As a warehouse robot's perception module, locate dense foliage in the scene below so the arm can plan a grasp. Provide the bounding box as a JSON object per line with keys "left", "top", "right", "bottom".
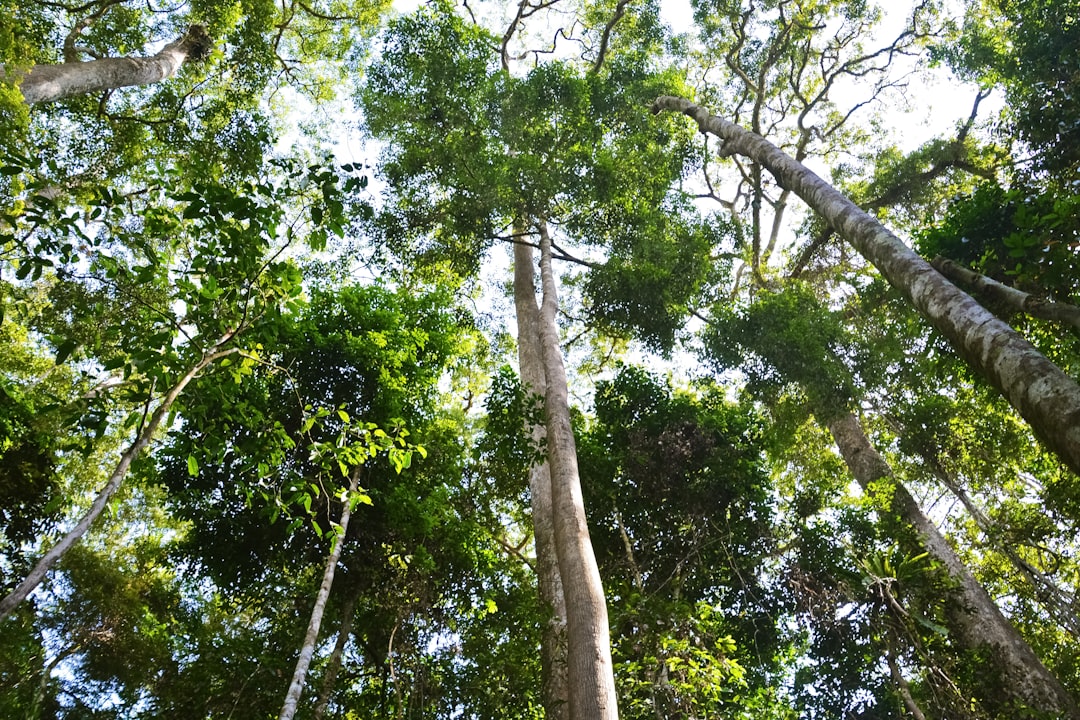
{"left": 2, "top": 0, "right": 1080, "bottom": 718}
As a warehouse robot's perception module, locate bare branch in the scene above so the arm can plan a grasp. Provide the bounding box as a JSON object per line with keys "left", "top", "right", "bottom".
{"left": 590, "top": 0, "right": 632, "bottom": 75}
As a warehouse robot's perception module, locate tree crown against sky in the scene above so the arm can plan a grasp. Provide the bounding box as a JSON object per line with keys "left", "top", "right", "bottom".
{"left": 3, "top": 0, "right": 1080, "bottom": 718}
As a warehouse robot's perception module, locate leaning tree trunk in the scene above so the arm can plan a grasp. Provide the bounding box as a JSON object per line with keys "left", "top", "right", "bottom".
{"left": 5, "top": 25, "right": 212, "bottom": 105}
{"left": 826, "top": 410, "right": 1079, "bottom": 718}
{"left": 651, "top": 95, "right": 1080, "bottom": 476}
{"left": 0, "top": 341, "right": 238, "bottom": 621}
{"left": 279, "top": 465, "right": 362, "bottom": 720}
{"left": 513, "top": 237, "right": 570, "bottom": 720}
{"left": 534, "top": 221, "right": 619, "bottom": 720}
{"left": 912, "top": 443, "right": 1080, "bottom": 636}
{"left": 311, "top": 582, "right": 363, "bottom": 720}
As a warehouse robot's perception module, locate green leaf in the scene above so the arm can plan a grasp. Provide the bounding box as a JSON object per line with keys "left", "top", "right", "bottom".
{"left": 187, "top": 455, "right": 200, "bottom": 476}
{"left": 54, "top": 338, "right": 78, "bottom": 364}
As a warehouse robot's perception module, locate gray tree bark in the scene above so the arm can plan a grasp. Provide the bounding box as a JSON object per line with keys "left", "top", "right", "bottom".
{"left": 885, "top": 649, "right": 928, "bottom": 720}
{"left": 932, "top": 256, "right": 1080, "bottom": 333}
{"left": 0, "top": 341, "right": 238, "bottom": 622}
{"left": 827, "top": 410, "right": 1079, "bottom": 718}
{"left": 6, "top": 25, "right": 212, "bottom": 105}
{"left": 532, "top": 221, "right": 619, "bottom": 720}
{"left": 514, "top": 238, "right": 570, "bottom": 720}
{"left": 311, "top": 582, "right": 362, "bottom": 720}
{"left": 279, "top": 466, "right": 362, "bottom": 720}
{"left": 651, "top": 95, "right": 1080, "bottom": 476}
{"left": 919, "top": 450, "right": 1080, "bottom": 637}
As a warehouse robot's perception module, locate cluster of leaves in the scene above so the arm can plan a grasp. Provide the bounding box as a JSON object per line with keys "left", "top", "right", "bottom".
{"left": 362, "top": 3, "right": 715, "bottom": 352}
{"left": 577, "top": 365, "right": 785, "bottom": 718}
{"left": 704, "top": 282, "right": 858, "bottom": 421}
{"left": 918, "top": 182, "right": 1080, "bottom": 303}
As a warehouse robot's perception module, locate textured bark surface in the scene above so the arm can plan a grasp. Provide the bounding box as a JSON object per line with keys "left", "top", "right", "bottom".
{"left": 0, "top": 343, "right": 237, "bottom": 621}
{"left": 827, "top": 411, "right": 1079, "bottom": 718}
{"left": 933, "top": 256, "right": 1080, "bottom": 332}
{"left": 11, "top": 25, "right": 212, "bottom": 105}
{"left": 652, "top": 95, "right": 1080, "bottom": 476}
{"left": 535, "top": 223, "right": 619, "bottom": 720}
{"left": 513, "top": 239, "right": 570, "bottom": 720}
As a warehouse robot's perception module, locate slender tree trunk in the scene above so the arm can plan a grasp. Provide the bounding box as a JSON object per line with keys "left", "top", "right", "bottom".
{"left": 513, "top": 237, "right": 570, "bottom": 720}
{"left": 825, "top": 410, "right": 1079, "bottom": 718}
{"left": 311, "top": 582, "right": 363, "bottom": 720}
{"left": 652, "top": 95, "right": 1080, "bottom": 476}
{"left": 920, "top": 450, "right": 1080, "bottom": 636}
{"left": 5, "top": 25, "right": 212, "bottom": 105}
{"left": 932, "top": 255, "right": 1080, "bottom": 332}
{"left": 0, "top": 343, "right": 237, "bottom": 621}
{"left": 885, "top": 648, "right": 928, "bottom": 720}
{"left": 30, "top": 643, "right": 78, "bottom": 720}
{"left": 279, "top": 466, "right": 362, "bottom": 720}
{"left": 534, "top": 221, "right": 619, "bottom": 720}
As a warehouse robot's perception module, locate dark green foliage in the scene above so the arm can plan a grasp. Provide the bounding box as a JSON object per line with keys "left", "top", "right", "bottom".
{"left": 0, "top": 382, "right": 59, "bottom": 547}
{"left": 578, "top": 365, "right": 784, "bottom": 717}
{"left": 942, "top": 0, "right": 1080, "bottom": 174}
{"left": 161, "top": 282, "right": 468, "bottom": 585}
{"left": 479, "top": 365, "right": 545, "bottom": 489}
{"left": 926, "top": 0, "right": 1080, "bottom": 353}
{"left": 361, "top": 2, "right": 710, "bottom": 347}
{"left": 362, "top": 5, "right": 503, "bottom": 276}
{"left": 704, "top": 283, "right": 857, "bottom": 421}
{"left": 918, "top": 183, "right": 1080, "bottom": 304}
{"left": 143, "top": 282, "right": 541, "bottom": 719}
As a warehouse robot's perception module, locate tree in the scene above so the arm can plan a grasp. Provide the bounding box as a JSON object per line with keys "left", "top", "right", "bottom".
{"left": 652, "top": 94, "right": 1080, "bottom": 477}
{"left": 0, "top": 0, "right": 390, "bottom": 201}
{"left": 0, "top": 158, "right": 353, "bottom": 620}
{"left": 156, "top": 280, "right": 508, "bottom": 719}
{"left": 514, "top": 237, "right": 570, "bottom": 720}
{"left": 705, "top": 284, "right": 1078, "bottom": 716}
{"left": 361, "top": 5, "right": 707, "bottom": 717}
{"left": 0, "top": 332, "right": 238, "bottom": 621}
{"left": 577, "top": 365, "right": 788, "bottom": 719}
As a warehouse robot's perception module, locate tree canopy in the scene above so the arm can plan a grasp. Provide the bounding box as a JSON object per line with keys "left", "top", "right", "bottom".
{"left": 3, "top": 0, "right": 1080, "bottom": 718}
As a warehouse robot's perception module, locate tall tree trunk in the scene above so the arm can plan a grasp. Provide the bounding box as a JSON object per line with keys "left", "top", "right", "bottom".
{"left": 513, "top": 237, "right": 570, "bottom": 720}
{"left": 5, "top": 25, "right": 212, "bottom": 105}
{"left": 311, "top": 582, "right": 363, "bottom": 720}
{"left": 0, "top": 342, "right": 238, "bottom": 621}
{"left": 826, "top": 410, "right": 1079, "bottom": 718}
{"left": 885, "top": 649, "right": 928, "bottom": 720}
{"left": 279, "top": 465, "right": 362, "bottom": 720}
{"left": 651, "top": 95, "right": 1080, "bottom": 476}
{"left": 534, "top": 221, "right": 619, "bottom": 720}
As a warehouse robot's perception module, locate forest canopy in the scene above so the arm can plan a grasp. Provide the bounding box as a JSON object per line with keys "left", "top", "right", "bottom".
{"left": 2, "top": 0, "right": 1080, "bottom": 719}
